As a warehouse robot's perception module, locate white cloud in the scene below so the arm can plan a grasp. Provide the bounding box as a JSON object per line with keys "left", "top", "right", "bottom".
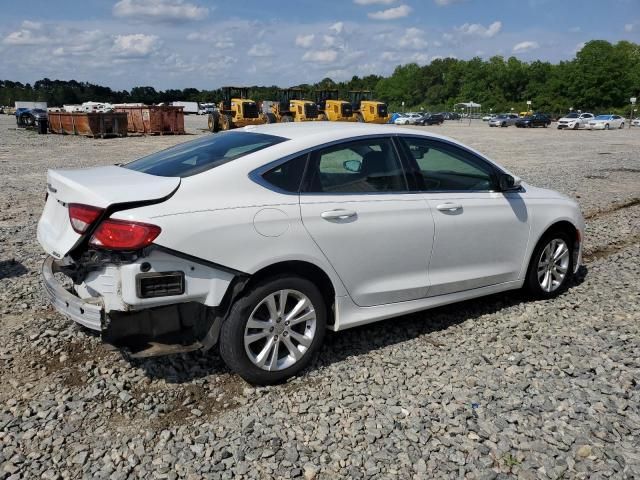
{"left": 323, "top": 35, "right": 338, "bottom": 47}
{"left": 455, "top": 20, "right": 502, "bottom": 38}
{"left": 113, "top": 0, "right": 208, "bottom": 22}
{"left": 21, "top": 20, "right": 43, "bottom": 30}
{"left": 368, "top": 5, "right": 412, "bottom": 20}
{"left": 247, "top": 43, "right": 274, "bottom": 57}
{"left": 3, "top": 29, "right": 49, "bottom": 45}
{"left": 302, "top": 49, "right": 338, "bottom": 63}
{"left": 624, "top": 23, "right": 635, "bottom": 32}
{"left": 329, "top": 22, "right": 344, "bottom": 34}
{"left": 354, "top": 0, "right": 396, "bottom": 4}
{"left": 435, "top": 0, "right": 466, "bottom": 5}
{"left": 295, "top": 34, "right": 315, "bottom": 47}
{"left": 513, "top": 41, "right": 539, "bottom": 53}
{"left": 569, "top": 26, "right": 581, "bottom": 33}
{"left": 398, "top": 27, "right": 428, "bottom": 49}
{"left": 113, "top": 33, "right": 160, "bottom": 57}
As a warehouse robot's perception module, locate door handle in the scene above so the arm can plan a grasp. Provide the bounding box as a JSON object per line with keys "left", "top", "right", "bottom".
{"left": 321, "top": 209, "right": 357, "bottom": 220}
{"left": 436, "top": 202, "right": 462, "bottom": 212}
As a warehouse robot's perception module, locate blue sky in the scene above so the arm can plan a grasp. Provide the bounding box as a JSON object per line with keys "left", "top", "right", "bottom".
{"left": 1, "top": 0, "right": 638, "bottom": 90}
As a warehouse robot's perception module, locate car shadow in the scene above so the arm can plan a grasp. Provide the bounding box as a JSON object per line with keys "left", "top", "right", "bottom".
{"left": 127, "top": 266, "right": 588, "bottom": 385}
{"left": 0, "top": 260, "right": 29, "bottom": 280}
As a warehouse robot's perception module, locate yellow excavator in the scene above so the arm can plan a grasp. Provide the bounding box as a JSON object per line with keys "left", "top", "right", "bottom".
{"left": 315, "top": 89, "right": 355, "bottom": 122}
{"left": 349, "top": 90, "right": 390, "bottom": 124}
{"left": 266, "top": 88, "right": 319, "bottom": 123}
{"left": 208, "top": 86, "right": 266, "bottom": 132}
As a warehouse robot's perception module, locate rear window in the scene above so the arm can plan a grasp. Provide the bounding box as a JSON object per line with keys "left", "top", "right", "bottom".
{"left": 124, "top": 131, "right": 287, "bottom": 177}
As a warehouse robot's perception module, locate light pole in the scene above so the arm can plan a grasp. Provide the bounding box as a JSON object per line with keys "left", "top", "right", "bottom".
{"left": 630, "top": 97, "right": 637, "bottom": 129}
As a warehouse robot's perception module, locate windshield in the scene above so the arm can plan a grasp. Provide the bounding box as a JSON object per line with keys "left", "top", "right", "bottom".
{"left": 595, "top": 115, "right": 612, "bottom": 120}
{"left": 124, "top": 131, "right": 287, "bottom": 177}
{"left": 564, "top": 113, "right": 579, "bottom": 118}
{"left": 496, "top": 115, "right": 508, "bottom": 119}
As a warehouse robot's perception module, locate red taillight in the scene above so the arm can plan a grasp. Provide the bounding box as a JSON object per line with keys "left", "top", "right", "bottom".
{"left": 89, "top": 219, "right": 161, "bottom": 250}
{"left": 69, "top": 203, "right": 104, "bottom": 234}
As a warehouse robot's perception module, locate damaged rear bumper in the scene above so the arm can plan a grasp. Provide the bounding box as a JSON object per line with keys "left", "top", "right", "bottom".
{"left": 41, "top": 255, "right": 248, "bottom": 356}
{"left": 42, "top": 256, "right": 104, "bottom": 331}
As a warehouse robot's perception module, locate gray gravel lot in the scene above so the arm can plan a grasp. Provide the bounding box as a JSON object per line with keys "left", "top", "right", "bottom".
{"left": 0, "top": 115, "right": 639, "bottom": 479}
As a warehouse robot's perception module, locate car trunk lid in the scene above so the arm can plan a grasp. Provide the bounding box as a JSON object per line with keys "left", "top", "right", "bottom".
{"left": 38, "top": 165, "right": 180, "bottom": 259}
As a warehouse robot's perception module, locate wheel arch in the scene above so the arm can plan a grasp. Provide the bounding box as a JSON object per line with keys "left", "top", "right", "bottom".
{"left": 245, "top": 260, "right": 337, "bottom": 327}
{"left": 524, "top": 219, "right": 580, "bottom": 279}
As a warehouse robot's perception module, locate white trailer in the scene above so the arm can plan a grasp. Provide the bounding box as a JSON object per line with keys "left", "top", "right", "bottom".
{"left": 15, "top": 101, "right": 48, "bottom": 110}
{"left": 171, "top": 101, "right": 199, "bottom": 114}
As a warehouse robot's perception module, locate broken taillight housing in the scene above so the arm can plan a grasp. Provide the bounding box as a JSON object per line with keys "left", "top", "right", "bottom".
{"left": 89, "top": 219, "right": 161, "bottom": 251}
{"left": 68, "top": 204, "right": 104, "bottom": 234}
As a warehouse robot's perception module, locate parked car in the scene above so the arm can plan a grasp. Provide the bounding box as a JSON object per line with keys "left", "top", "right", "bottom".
{"left": 38, "top": 122, "right": 585, "bottom": 384}
{"left": 488, "top": 114, "right": 519, "bottom": 127}
{"left": 15, "top": 108, "right": 47, "bottom": 128}
{"left": 441, "top": 112, "right": 460, "bottom": 120}
{"left": 632, "top": 118, "right": 640, "bottom": 127}
{"left": 556, "top": 112, "right": 594, "bottom": 130}
{"left": 420, "top": 113, "right": 444, "bottom": 125}
{"left": 482, "top": 114, "right": 496, "bottom": 122}
{"left": 515, "top": 114, "right": 552, "bottom": 128}
{"left": 394, "top": 112, "right": 423, "bottom": 125}
{"left": 586, "top": 114, "right": 625, "bottom": 130}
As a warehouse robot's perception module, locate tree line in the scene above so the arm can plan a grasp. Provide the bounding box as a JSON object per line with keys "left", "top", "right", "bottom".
{"left": 1, "top": 40, "right": 638, "bottom": 115}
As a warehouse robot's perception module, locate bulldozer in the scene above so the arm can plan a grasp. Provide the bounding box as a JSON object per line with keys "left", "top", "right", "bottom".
{"left": 315, "top": 89, "right": 355, "bottom": 122}
{"left": 265, "top": 88, "right": 319, "bottom": 123}
{"left": 349, "top": 90, "right": 390, "bottom": 124}
{"left": 208, "top": 86, "right": 266, "bottom": 132}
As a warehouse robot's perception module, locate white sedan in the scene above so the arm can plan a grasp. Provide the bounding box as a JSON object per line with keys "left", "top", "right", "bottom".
{"left": 632, "top": 118, "right": 640, "bottom": 127}
{"left": 394, "top": 113, "right": 423, "bottom": 125}
{"left": 587, "top": 114, "right": 625, "bottom": 130}
{"left": 38, "top": 123, "right": 585, "bottom": 384}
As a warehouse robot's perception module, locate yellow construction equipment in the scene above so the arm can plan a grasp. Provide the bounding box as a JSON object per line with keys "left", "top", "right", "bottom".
{"left": 208, "top": 86, "right": 266, "bottom": 132}
{"left": 349, "top": 90, "right": 390, "bottom": 124}
{"left": 265, "top": 88, "right": 319, "bottom": 123}
{"left": 315, "top": 89, "right": 355, "bottom": 122}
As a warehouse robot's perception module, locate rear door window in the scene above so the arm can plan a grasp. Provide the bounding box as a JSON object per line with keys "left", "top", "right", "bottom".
{"left": 303, "top": 138, "right": 407, "bottom": 193}
{"left": 124, "top": 131, "right": 287, "bottom": 177}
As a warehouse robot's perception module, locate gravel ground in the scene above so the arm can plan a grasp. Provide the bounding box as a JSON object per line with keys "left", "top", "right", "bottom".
{"left": 0, "top": 115, "right": 639, "bottom": 479}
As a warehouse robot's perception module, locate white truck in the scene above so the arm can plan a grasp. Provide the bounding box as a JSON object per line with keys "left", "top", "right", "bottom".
{"left": 171, "top": 101, "right": 199, "bottom": 114}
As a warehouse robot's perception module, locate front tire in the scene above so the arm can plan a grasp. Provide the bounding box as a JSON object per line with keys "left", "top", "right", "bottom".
{"left": 619, "top": 123, "right": 624, "bottom": 129}
{"left": 524, "top": 231, "right": 574, "bottom": 299}
{"left": 219, "top": 275, "right": 327, "bottom": 385}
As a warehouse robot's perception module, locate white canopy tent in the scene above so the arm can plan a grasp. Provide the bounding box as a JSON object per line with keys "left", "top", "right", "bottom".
{"left": 454, "top": 101, "right": 481, "bottom": 123}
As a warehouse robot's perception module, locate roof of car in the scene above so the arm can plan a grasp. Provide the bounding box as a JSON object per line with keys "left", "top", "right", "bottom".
{"left": 237, "top": 121, "right": 452, "bottom": 143}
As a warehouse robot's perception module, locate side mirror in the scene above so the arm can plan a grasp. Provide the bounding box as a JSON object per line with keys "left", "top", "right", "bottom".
{"left": 498, "top": 173, "right": 521, "bottom": 191}
{"left": 343, "top": 160, "right": 362, "bottom": 173}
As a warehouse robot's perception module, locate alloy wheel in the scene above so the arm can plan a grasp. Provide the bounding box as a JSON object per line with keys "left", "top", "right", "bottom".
{"left": 244, "top": 289, "right": 317, "bottom": 371}
{"left": 536, "top": 238, "right": 570, "bottom": 293}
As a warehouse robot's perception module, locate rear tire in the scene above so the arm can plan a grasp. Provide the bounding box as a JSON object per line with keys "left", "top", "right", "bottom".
{"left": 220, "top": 114, "right": 233, "bottom": 131}
{"left": 207, "top": 112, "right": 220, "bottom": 132}
{"left": 356, "top": 112, "right": 364, "bottom": 123}
{"left": 265, "top": 112, "right": 277, "bottom": 124}
{"left": 524, "top": 230, "right": 574, "bottom": 299}
{"left": 219, "top": 275, "right": 327, "bottom": 385}
{"left": 501, "top": 122, "right": 506, "bottom": 127}
{"left": 281, "top": 115, "right": 293, "bottom": 123}
{"left": 619, "top": 123, "right": 624, "bottom": 129}
{"left": 605, "top": 124, "right": 609, "bottom": 130}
